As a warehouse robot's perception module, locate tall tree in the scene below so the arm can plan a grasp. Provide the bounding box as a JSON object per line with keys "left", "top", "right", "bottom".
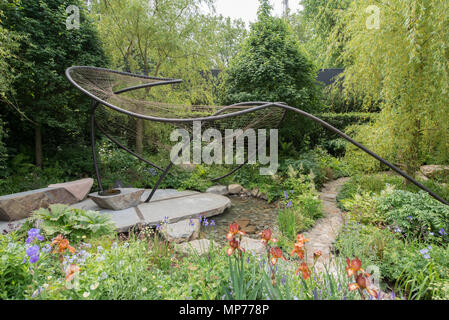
{"left": 1, "top": 0, "right": 106, "bottom": 168}
{"left": 220, "top": 0, "right": 321, "bottom": 151}
{"left": 90, "top": 0, "right": 228, "bottom": 153}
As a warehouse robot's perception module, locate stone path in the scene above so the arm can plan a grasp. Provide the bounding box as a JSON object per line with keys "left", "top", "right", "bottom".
{"left": 302, "top": 177, "right": 349, "bottom": 273}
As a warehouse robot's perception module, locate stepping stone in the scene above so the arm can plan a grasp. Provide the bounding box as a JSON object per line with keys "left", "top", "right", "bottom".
{"left": 138, "top": 193, "right": 231, "bottom": 226}
{"left": 175, "top": 239, "right": 219, "bottom": 255}
{"left": 140, "top": 189, "right": 199, "bottom": 202}
{"left": 240, "top": 237, "right": 266, "bottom": 256}
{"left": 160, "top": 218, "right": 200, "bottom": 243}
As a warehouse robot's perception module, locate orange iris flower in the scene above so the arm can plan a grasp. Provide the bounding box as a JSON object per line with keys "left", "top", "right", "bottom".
{"left": 226, "top": 238, "right": 245, "bottom": 256}
{"left": 260, "top": 229, "right": 278, "bottom": 245}
{"left": 51, "top": 234, "right": 76, "bottom": 254}
{"left": 226, "top": 222, "right": 246, "bottom": 241}
{"left": 296, "top": 262, "right": 311, "bottom": 280}
{"left": 313, "top": 250, "right": 322, "bottom": 260}
{"left": 346, "top": 257, "right": 363, "bottom": 277}
{"left": 348, "top": 273, "right": 378, "bottom": 299}
{"left": 290, "top": 234, "right": 309, "bottom": 259}
{"left": 65, "top": 264, "right": 80, "bottom": 282}
{"left": 270, "top": 247, "right": 286, "bottom": 265}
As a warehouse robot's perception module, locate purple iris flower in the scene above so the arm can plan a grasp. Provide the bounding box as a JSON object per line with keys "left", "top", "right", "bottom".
{"left": 284, "top": 191, "right": 289, "bottom": 199}
{"left": 286, "top": 201, "right": 292, "bottom": 209}
{"left": 439, "top": 228, "right": 447, "bottom": 236}
{"left": 210, "top": 220, "right": 215, "bottom": 227}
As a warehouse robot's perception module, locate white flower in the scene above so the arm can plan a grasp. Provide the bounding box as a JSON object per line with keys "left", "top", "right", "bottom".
{"left": 90, "top": 282, "right": 99, "bottom": 290}
{"left": 83, "top": 292, "right": 90, "bottom": 298}
{"left": 142, "top": 287, "right": 147, "bottom": 293}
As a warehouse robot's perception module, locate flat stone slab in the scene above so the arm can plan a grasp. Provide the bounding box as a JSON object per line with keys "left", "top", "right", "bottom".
{"left": 69, "top": 189, "right": 231, "bottom": 233}
{"left": 89, "top": 188, "right": 144, "bottom": 211}
{"left": 138, "top": 193, "right": 231, "bottom": 226}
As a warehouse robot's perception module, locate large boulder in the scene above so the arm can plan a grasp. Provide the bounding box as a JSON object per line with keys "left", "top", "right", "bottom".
{"left": 160, "top": 219, "right": 200, "bottom": 243}
{"left": 420, "top": 165, "right": 449, "bottom": 180}
{"left": 206, "top": 185, "right": 229, "bottom": 196}
{"left": 0, "top": 187, "right": 80, "bottom": 221}
{"left": 228, "top": 184, "right": 243, "bottom": 194}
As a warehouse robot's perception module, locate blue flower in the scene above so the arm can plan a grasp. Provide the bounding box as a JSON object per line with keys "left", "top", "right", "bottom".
{"left": 26, "top": 245, "right": 40, "bottom": 264}
{"left": 423, "top": 254, "right": 431, "bottom": 259}
{"left": 394, "top": 227, "right": 402, "bottom": 233}
{"left": 407, "top": 216, "right": 413, "bottom": 220}
{"left": 42, "top": 244, "right": 51, "bottom": 253}
{"left": 283, "top": 191, "right": 289, "bottom": 199}
{"left": 429, "top": 232, "right": 434, "bottom": 236}
{"left": 420, "top": 248, "right": 429, "bottom": 255}
{"left": 439, "top": 228, "right": 447, "bottom": 236}
{"left": 26, "top": 228, "right": 44, "bottom": 243}
{"left": 210, "top": 220, "right": 215, "bottom": 227}
{"left": 286, "top": 201, "right": 292, "bottom": 209}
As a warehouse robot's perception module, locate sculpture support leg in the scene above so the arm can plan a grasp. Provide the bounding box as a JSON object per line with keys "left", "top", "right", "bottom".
{"left": 90, "top": 101, "right": 104, "bottom": 192}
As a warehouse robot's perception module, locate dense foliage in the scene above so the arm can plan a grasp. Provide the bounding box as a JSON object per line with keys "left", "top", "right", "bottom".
{"left": 0, "top": 0, "right": 107, "bottom": 169}
{"left": 334, "top": 0, "right": 449, "bottom": 175}
{"left": 220, "top": 0, "right": 321, "bottom": 151}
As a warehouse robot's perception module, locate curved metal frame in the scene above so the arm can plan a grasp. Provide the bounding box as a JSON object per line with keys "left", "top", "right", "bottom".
{"left": 66, "top": 66, "right": 448, "bottom": 206}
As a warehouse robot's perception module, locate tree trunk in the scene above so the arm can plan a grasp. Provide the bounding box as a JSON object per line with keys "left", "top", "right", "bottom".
{"left": 35, "top": 125, "right": 43, "bottom": 168}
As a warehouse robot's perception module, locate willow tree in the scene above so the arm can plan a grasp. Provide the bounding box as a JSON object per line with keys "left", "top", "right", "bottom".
{"left": 90, "top": 0, "right": 222, "bottom": 153}
{"left": 334, "top": 0, "right": 449, "bottom": 174}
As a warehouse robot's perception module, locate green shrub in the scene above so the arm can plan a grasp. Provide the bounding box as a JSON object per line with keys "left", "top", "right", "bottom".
{"left": 31, "top": 204, "right": 116, "bottom": 242}
{"left": 0, "top": 233, "right": 33, "bottom": 299}
{"left": 337, "top": 173, "right": 405, "bottom": 207}
{"left": 340, "top": 192, "right": 384, "bottom": 226}
{"left": 279, "top": 167, "right": 323, "bottom": 234}
{"left": 377, "top": 189, "right": 449, "bottom": 243}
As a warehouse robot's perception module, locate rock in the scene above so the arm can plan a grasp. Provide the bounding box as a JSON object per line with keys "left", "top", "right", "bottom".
{"left": 206, "top": 185, "right": 229, "bottom": 195}
{"left": 160, "top": 219, "right": 200, "bottom": 243}
{"left": 0, "top": 187, "right": 79, "bottom": 221}
{"left": 251, "top": 189, "right": 259, "bottom": 197}
{"left": 48, "top": 178, "right": 94, "bottom": 201}
{"left": 228, "top": 184, "right": 243, "bottom": 194}
{"left": 242, "top": 225, "right": 257, "bottom": 234}
{"left": 240, "top": 237, "right": 266, "bottom": 256}
{"left": 235, "top": 218, "right": 251, "bottom": 228}
{"left": 89, "top": 188, "right": 144, "bottom": 211}
{"left": 259, "top": 193, "right": 268, "bottom": 201}
{"left": 420, "top": 165, "right": 449, "bottom": 179}
{"left": 175, "top": 239, "right": 219, "bottom": 255}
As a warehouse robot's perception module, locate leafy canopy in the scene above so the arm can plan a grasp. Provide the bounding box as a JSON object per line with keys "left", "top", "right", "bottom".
{"left": 220, "top": 0, "right": 321, "bottom": 151}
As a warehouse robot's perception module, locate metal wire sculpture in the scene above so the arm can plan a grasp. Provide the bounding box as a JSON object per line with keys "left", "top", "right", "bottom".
{"left": 65, "top": 66, "right": 448, "bottom": 206}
